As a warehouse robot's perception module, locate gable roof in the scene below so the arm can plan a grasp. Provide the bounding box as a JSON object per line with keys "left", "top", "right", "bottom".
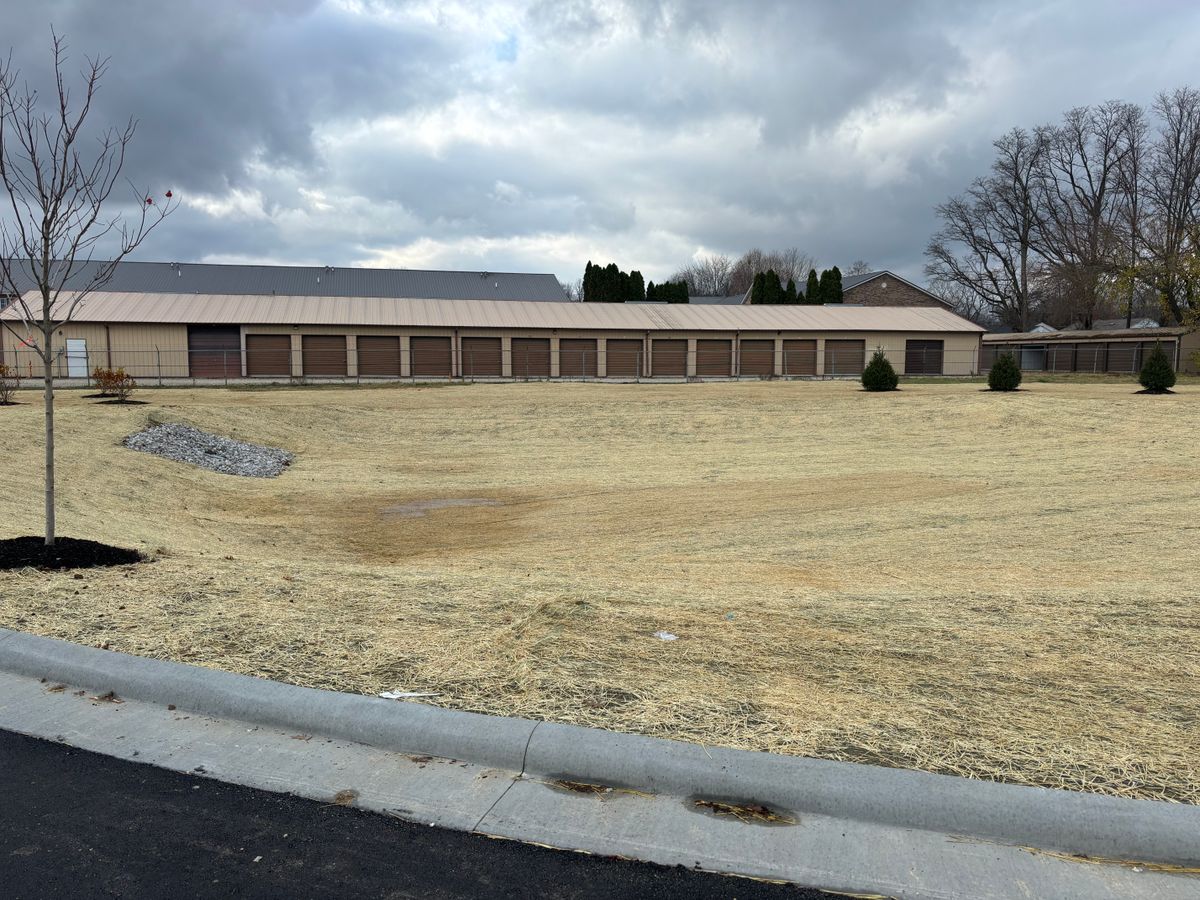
{"left": 4, "top": 290, "right": 987, "bottom": 333}
{"left": 740, "top": 270, "right": 953, "bottom": 307}
{"left": 1, "top": 259, "right": 568, "bottom": 302}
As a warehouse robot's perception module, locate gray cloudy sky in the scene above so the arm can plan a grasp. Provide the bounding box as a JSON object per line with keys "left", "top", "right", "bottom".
{"left": 5, "top": 0, "right": 1199, "bottom": 286}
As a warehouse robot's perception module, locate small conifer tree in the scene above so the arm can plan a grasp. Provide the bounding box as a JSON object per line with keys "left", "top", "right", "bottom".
{"left": 861, "top": 348, "right": 899, "bottom": 391}
{"left": 987, "top": 352, "right": 1022, "bottom": 391}
{"left": 1138, "top": 342, "right": 1176, "bottom": 393}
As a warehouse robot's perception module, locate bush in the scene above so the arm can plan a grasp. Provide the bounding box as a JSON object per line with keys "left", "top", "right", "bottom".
{"left": 0, "top": 363, "right": 19, "bottom": 405}
{"left": 987, "top": 352, "right": 1022, "bottom": 391}
{"left": 861, "top": 349, "right": 899, "bottom": 391}
{"left": 1138, "top": 342, "right": 1176, "bottom": 393}
{"left": 92, "top": 367, "right": 137, "bottom": 402}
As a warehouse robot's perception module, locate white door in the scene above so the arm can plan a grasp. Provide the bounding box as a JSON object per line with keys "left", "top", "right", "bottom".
{"left": 66, "top": 339, "right": 88, "bottom": 377}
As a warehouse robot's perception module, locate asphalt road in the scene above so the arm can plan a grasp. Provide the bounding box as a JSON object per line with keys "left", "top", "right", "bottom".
{"left": 0, "top": 729, "right": 828, "bottom": 899}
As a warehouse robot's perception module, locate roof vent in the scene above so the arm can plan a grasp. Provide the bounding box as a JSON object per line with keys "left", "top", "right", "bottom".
{"left": 480, "top": 271, "right": 491, "bottom": 279}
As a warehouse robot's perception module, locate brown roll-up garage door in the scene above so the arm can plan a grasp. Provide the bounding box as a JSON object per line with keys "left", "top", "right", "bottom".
{"left": 188, "top": 326, "right": 241, "bottom": 378}
{"left": 411, "top": 336, "right": 452, "bottom": 377}
{"left": 605, "top": 339, "right": 643, "bottom": 376}
{"left": 245, "top": 334, "right": 291, "bottom": 376}
{"left": 1106, "top": 342, "right": 1141, "bottom": 373}
{"left": 511, "top": 337, "right": 551, "bottom": 377}
{"left": 696, "top": 339, "right": 732, "bottom": 376}
{"left": 782, "top": 339, "right": 817, "bottom": 375}
{"left": 1046, "top": 343, "right": 1075, "bottom": 372}
{"left": 824, "top": 339, "right": 866, "bottom": 375}
{"left": 1075, "top": 343, "right": 1105, "bottom": 373}
{"left": 357, "top": 336, "right": 401, "bottom": 376}
{"left": 559, "top": 338, "right": 597, "bottom": 377}
{"left": 739, "top": 339, "right": 775, "bottom": 377}
{"left": 461, "top": 336, "right": 502, "bottom": 376}
{"left": 651, "top": 339, "right": 687, "bottom": 376}
{"left": 302, "top": 335, "right": 347, "bottom": 376}
{"left": 904, "top": 339, "right": 944, "bottom": 375}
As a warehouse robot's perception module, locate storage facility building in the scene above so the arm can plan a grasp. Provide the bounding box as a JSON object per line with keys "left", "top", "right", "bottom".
{"left": 982, "top": 327, "right": 1198, "bottom": 375}
{"left": 1, "top": 292, "right": 984, "bottom": 380}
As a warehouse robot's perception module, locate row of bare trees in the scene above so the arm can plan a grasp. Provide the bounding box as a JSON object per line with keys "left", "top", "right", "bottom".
{"left": 926, "top": 89, "right": 1200, "bottom": 332}
{"left": 667, "top": 249, "right": 871, "bottom": 298}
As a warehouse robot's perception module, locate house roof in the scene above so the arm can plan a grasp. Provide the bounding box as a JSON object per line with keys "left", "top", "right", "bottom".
{"left": 1, "top": 259, "right": 568, "bottom": 302}
{"left": 984, "top": 326, "right": 1187, "bottom": 343}
{"left": 1063, "top": 318, "right": 1161, "bottom": 331}
{"left": 4, "top": 291, "right": 986, "bottom": 333}
{"left": 742, "top": 270, "right": 953, "bottom": 308}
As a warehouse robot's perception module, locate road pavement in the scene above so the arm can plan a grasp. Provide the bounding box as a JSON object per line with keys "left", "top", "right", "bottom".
{"left": 0, "top": 728, "right": 827, "bottom": 899}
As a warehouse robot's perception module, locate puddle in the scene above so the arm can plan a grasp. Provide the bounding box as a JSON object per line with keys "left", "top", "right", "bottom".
{"left": 379, "top": 498, "right": 505, "bottom": 518}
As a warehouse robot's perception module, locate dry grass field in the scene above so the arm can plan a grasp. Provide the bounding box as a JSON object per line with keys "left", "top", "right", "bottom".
{"left": 1, "top": 379, "right": 1198, "bottom": 802}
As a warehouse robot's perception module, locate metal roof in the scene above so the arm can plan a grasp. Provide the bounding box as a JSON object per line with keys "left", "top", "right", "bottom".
{"left": 984, "top": 326, "right": 1187, "bottom": 343}
{"left": 5, "top": 291, "right": 985, "bottom": 333}
{"left": 1, "top": 259, "right": 568, "bottom": 301}
{"left": 635, "top": 295, "right": 746, "bottom": 306}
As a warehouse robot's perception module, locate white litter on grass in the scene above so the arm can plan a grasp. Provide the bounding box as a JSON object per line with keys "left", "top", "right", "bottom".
{"left": 653, "top": 631, "right": 678, "bottom": 641}
{"left": 379, "top": 691, "right": 442, "bottom": 699}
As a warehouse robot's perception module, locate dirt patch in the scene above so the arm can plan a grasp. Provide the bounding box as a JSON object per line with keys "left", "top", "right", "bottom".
{"left": 0, "top": 536, "right": 143, "bottom": 571}
{"left": 380, "top": 498, "right": 504, "bottom": 518}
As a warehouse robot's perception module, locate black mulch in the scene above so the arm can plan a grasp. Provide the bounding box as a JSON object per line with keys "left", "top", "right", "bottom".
{"left": 95, "top": 399, "right": 149, "bottom": 405}
{"left": 0, "top": 536, "right": 143, "bottom": 571}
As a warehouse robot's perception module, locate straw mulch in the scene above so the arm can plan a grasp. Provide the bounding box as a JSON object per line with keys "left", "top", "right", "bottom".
{"left": 1, "top": 380, "right": 1197, "bottom": 803}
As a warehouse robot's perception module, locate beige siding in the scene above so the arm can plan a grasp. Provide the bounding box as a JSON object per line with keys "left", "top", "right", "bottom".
{"left": 1, "top": 322, "right": 188, "bottom": 378}
{"left": 1, "top": 321, "right": 982, "bottom": 379}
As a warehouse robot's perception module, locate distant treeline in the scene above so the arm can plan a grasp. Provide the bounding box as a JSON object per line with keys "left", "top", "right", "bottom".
{"left": 749, "top": 267, "right": 843, "bottom": 304}
{"left": 583, "top": 261, "right": 688, "bottom": 303}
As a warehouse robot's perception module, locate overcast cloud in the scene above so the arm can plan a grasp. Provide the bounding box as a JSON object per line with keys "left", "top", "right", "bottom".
{"left": 3, "top": 0, "right": 1198, "bottom": 286}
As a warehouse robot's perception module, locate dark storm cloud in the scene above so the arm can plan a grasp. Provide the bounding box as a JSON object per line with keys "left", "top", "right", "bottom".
{"left": 2, "top": 0, "right": 1198, "bottom": 283}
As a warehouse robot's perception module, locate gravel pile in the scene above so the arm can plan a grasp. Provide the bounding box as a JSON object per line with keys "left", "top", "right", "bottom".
{"left": 123, "top": 423, "right": 293, "bottom": 478}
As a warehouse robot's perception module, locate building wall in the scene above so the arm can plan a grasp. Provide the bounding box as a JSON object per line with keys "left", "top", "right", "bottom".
{"left": 845, "top": 277, "right": 948, "bottom": 308}
{"left": 983, "top": 333, "right": 1197, "bottom": 375}
{"left": 1182, "top": 330, "right": 1200, "bottom": 375}
{"left": 236, "top": 326, "right": 979, "bottom": 377}
{"left": 0, "top": 322, "right": 189, "bottom": 378}
{"left": 1, "top": 321, "right": 982, "bottom": 379}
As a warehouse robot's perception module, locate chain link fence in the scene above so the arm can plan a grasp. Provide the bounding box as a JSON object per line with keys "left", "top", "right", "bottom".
{"left": 1, "top": 342, "right": 980, "bottom": 386}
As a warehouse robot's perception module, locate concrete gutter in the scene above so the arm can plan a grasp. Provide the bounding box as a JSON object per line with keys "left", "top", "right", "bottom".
{"left": 2, "top": 627, "right": 1197, "bottom": 869}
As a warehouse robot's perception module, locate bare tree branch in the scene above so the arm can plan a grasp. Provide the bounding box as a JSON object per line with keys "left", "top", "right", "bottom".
{"left": 0, "top": 31, "right": 175, "bottom": 545}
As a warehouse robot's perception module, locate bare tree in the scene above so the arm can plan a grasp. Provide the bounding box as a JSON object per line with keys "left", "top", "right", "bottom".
{"left": 845, "top": 259, "right": 872, "bottom": 276}
{"left": 927, "top": 277, "right": 1001, "bottom": 328}
{"left": 1032, "top": 102, "right": 1137, "bottom": 327}
{"left": 559, "top": 277, "right": 582, "bottom": 301}
{"left": 727, "top": 247, "right": 815, "bottom": 295}
{"left": 1137, "top": 87, "right": 1200, "bottom": 325}
{"left": 0, "top": 33, "right": 175, "bottom": 546}
{"left": 669, "top": 253, "right": 733, "bottom": 296}
{"left": 925, "top": 128, "right": 1047, "bottom": 331}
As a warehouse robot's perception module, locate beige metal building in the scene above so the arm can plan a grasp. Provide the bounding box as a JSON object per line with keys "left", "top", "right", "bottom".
{"left": 1, "top": 292, "right": 984, "bottom": 380}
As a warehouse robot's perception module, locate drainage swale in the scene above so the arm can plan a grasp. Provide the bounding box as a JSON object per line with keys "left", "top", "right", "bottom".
{"left": 379, "top": 498, "right": 503, "bottom": 518}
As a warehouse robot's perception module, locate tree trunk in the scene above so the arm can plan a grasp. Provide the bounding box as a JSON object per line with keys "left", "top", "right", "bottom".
{"left": 42, "top": 344, "right": 55, "bottom": 547}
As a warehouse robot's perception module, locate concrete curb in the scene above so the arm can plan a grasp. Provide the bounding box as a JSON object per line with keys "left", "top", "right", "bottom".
{"left": 3, "top": 627, "right": 1197, "bottom": 867}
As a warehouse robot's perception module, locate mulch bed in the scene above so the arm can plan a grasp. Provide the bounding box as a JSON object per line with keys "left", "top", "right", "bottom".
{"left": 0, "top": 536, "right": 144, "bottom": 571}
{"left": 95, "top": 399, "right": 149, "bottom": 405}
